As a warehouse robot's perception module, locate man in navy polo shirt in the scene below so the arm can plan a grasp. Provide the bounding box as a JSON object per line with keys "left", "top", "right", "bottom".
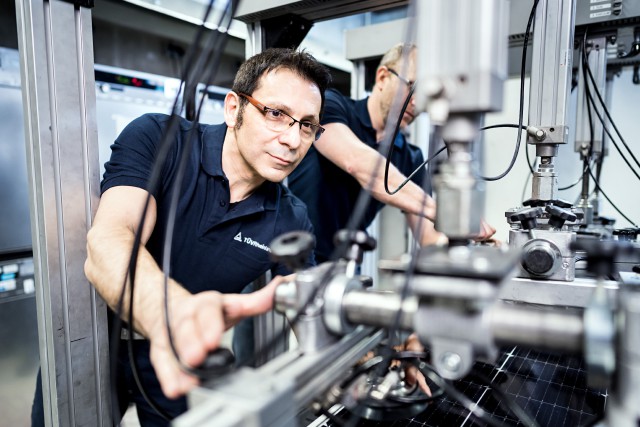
{"left": 83, "top": 48, "right": 331, "bottom": 425}
{"left": 288, "top": 44, "right": 495, "bottom": 262}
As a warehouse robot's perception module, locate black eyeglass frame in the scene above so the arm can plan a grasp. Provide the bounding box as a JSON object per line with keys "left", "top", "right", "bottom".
{"left": 237, "top": 92, "right": 325, "bottom": 141}
{"left": 385, "top": 67, "right": 415, "bottom": 89}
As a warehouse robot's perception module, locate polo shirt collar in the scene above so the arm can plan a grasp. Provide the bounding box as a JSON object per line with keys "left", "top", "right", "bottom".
{"left": 201, "top": 123, "right": 278, "bottom": 211}
{"left": 355, "top": 96, "right": 406, "bottom": 149}
{"left": 355, "top": 97, "right": 374, "bottom": 131}
{"left": 201, "top": 123, "right": 227, "bottom": 178}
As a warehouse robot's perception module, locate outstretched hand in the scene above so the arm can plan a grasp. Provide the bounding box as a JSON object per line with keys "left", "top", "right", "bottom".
{"left": 147, "top": 275, "right": 288, "bottom": 398}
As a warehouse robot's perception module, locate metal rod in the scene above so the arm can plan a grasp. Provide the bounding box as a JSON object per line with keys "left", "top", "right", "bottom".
{"left": 343, "top": 290, "right": 416, "bottom": 331}
{"left": 490, "top": 302, "right": 583, "bottom": 352}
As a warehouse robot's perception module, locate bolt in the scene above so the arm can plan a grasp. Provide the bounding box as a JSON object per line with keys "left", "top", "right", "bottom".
{"left": 441, "top": 352, "right": 462, "bottom": 372}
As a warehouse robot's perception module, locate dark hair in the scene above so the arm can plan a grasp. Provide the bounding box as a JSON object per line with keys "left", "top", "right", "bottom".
{"left": 232, "top": 48, "right": 332, "bottom": 127}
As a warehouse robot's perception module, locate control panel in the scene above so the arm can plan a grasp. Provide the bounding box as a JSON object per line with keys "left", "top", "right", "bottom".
{"left": 0, "top": 257, "right": 35, "bottom": 301}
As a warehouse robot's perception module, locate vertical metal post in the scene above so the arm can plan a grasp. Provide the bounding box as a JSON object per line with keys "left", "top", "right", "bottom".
{"left": 349, "top": 59, "right": 380, "bottom": 285}
{"left": 416, "top": 0, "right": 509, "bottom": 239}
{"left": 245, "top": 21, "right": 290, "bottom": 364}
{"left": 15, "top": 0, "right": 110, "bottom": 425}
{"left": 575, "top": 35, "right": 607, "bottom": 222}
{"left": 575, "top": 36, "right": 608, "bottom": 158}
{"left": 528, "top": 0, "right": 577, "bottom": 201}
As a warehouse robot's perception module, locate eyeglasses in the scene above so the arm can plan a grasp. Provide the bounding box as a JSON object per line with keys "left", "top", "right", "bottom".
{"left": 238, "top": 92, "right": 325, "bottom": 142}
{"left": 386, "top": 67, "right": 415, "bottom": 89}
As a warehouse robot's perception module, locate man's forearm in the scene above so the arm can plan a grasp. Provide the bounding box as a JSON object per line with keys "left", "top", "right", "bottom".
{"left": 352, "top": 149, "right": 436, "bottom": 220}
{"left": 85, "top": 224, "right": 190, "bottom": 338}
{"left": 405, "top": 212, "right": 445, "bottom": 246}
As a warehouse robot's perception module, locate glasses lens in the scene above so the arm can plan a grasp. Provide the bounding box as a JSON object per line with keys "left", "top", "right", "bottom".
{"left": 299, "top": 123, "right": 316, "bottom": 140}
{"left": 264, "top": 109, "right": 291, "bottom": 132}
{"left": 263, "top": 106, "right": 321, "bottom": 142}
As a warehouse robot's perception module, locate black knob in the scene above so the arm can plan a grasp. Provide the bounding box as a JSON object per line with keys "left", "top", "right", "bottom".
{"left": 613, "top": 228, "right": 640, "bottom": 242}
{"left": 359, "top": 275, "right": 373, "bottom": 288}
{"left": 546, "top": 205, "right": 577, "bottom": 229}
{"left": 270, "top": 231, "right": 315, "bottom": 271}
{"left": 197, "top": 348, "right": 236, "bottom": 378}
{"left": 510, "top": 207, "right": 543, "bottom": 230}
{"left": 523, "top": 246, "right": 556, "bottom": 276}
{"left": 551, "top": 199, "right": 572, "bottom": 208}
{"left": 333, "top": 229, "right": 377, "bottom": 263}
{"left": 522, "top": 198, "right": 545, "bottom": 207}
{"left": 597, "top": 216, "right": 616, "bottom": 226}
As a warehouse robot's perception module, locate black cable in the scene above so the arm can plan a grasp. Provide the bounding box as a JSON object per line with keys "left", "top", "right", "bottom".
{"left": 160, "top": 0, "right": 240, "bottom": 379}
{"left": 383, "top": 84, "right": 416, "bottom": 195}
{"left": 587, "top": 165, "right": 638, "bottom": 227}
{"left": 400, "top": 352, "right": 538, "bottom": 427}
{"left": 386, "top": 145, "right": 447, "bottom": 195}
{"left": 341, "top": 128, "right": 440, "bottom": 427}
{"left": 338, "top": 6, "right": 443, "bottom": 425}
{"left": 582, "top": 48, "right": 640, "bottom": 183}
{"left": 585, "top": 93, "right": 640, "bottom": 182}
{"left": 481, "top": 124, "right": 525, "bottom": 131}
{"left": 126, "top": 195, "right": 173, "bottom": 422}
{"left": 481, "top": 0, "right": 540, "bottom": 181}
{"left": 387, "top": 351, "right": 445, "bottom": 402}
{"left": 112, "top": 0, "right": 236, "bottom": 421}
{"left": 558, "top": 172, "right": 584, "bottom": 191}
{"left": 582, "top": 34, "right": 596, "bottom": 163}
{"left": 480, "top": 123, "right": 537, "bottom": 176}
{"left": 583, "top": 45, "right": 640, "bottom": 170}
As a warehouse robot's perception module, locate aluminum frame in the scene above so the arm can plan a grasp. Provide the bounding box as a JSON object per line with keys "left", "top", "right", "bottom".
{"left": 15, "top": 0, "right": 110, "bottom": 425}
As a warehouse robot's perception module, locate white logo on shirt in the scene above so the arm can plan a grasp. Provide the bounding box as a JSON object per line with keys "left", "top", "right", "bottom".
{"left": 234, "top": 232, "right": 271, "bottom": 253}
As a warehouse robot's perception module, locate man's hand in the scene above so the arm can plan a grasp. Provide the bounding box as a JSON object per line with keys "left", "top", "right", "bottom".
{"left": 147, "top": 275, "right": 288, "bottom": 399}
{"left": 473, "top": 219, "right": 497, "bottom": 242}
{"left": 402, "top": 333, "right": 431, "bottom": 396}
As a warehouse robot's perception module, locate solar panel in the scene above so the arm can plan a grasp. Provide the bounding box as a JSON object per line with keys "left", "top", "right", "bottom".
{"left": 312, "top": 346, "right": 607, "bottom": 427}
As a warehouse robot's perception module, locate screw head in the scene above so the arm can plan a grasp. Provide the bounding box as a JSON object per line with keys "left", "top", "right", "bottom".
{"left": 441, "top": 352, "right": 462, "bottom": 372}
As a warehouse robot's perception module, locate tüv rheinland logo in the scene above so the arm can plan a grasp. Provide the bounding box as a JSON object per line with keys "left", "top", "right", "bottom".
{"left": 234, "top": 232, "right": 271, "bottom": 252}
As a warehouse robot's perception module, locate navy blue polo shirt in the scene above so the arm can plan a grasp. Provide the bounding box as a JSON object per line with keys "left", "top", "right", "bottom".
{"left": 288, "top": 89, "right": 425, "bottom": 262}
{"left": 102, "top": 113, "right": 315, "bottom": 295}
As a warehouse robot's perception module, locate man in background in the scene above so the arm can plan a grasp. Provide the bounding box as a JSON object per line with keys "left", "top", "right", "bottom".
{"left": 289, "top": 43, "right": 495, "bottom": 263}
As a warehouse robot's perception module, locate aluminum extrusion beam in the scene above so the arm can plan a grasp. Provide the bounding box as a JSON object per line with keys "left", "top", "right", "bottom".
{"left": 235, "top": 0, "right": 409, "bottom": 24}
{"left": 15, "top": 0, "right": 110, "bottom": 425}
{"left": 176, "top": 328, "right": 384, "bottom": 427}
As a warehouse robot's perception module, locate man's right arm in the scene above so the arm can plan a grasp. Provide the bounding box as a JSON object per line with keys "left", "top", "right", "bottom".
{"left": 314, "top": 122, "right": 442, "bottom": 243}
{"left": 84, "top": 185, "right": 284, "bottom": 398}
{"left": 84, "top": 185, "right": 224, "bottom": 397}
{"left": 84, "top": 185, "right": 189, "bottom": 338}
